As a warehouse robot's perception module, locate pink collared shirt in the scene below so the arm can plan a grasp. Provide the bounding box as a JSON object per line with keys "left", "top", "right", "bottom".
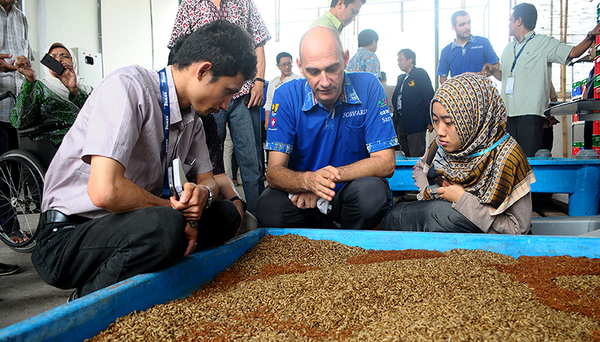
{"left": 42, "top": 65, "right": 212, "bottom": 218}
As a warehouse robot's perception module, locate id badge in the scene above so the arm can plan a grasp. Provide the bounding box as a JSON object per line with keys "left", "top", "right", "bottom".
{"left": 506, "top": 77, "right": 515, "bottom": 94}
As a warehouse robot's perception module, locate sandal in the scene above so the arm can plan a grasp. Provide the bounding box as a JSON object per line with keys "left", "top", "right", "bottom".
{"left": 8, "top": 230, "right": 31, "bottom": 244}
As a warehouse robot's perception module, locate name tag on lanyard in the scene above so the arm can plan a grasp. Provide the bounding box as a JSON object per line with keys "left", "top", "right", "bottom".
{"left": 506, "top": 33, "right": 535, "bottom": 95}
{"left": 506, "top": 77, "right": 515, "bottom": 94}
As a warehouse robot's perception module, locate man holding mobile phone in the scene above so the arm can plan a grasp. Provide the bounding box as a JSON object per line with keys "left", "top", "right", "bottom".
{"left": 32, "top": 21, "right": 254, "bottom": 301}
{"left": 0, "top": 0, "right": 34, "bottom": 155}
{"left": 0, "top": 0, "right": 34, "bottom": 249}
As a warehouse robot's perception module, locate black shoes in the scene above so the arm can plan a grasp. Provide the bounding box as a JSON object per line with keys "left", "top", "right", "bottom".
{"left": 67, "top": 289, "right": 80, "bottom": 303}
{"left": 0, "top": 262, "right": 21, "bottom": 276}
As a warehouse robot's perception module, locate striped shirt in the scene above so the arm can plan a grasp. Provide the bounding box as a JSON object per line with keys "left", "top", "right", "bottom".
{"left": 0, "top": 5, "right": 34, "bottom": 122}
{"left": 500, "top": 31, "right": 572, "bottom": 118}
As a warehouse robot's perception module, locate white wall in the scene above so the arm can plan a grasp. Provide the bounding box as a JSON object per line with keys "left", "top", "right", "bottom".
{"left": 22, "top": 0, "right": 178, "bottom": 81}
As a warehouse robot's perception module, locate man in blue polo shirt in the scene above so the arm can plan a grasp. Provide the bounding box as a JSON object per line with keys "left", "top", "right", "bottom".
{"left": 437, "top": 10, "right": 499, "bottom": 84}
{"left": 256, "top": 26, "right": 398, "bottom": 230}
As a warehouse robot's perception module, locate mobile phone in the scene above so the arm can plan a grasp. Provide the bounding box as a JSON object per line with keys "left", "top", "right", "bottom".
{"left": 434, "top": 175, "right": 449, "bottom": 187}
{"left": 41, "top": 53, "right": 65, "bottom": 76}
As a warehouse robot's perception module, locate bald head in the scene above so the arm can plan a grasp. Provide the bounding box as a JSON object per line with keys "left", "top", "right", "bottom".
{"left": 299, "top": 26, "right": 344, "bottom": 63}
{"left": 297, "top": 26, "right": 349, "bottom": 111}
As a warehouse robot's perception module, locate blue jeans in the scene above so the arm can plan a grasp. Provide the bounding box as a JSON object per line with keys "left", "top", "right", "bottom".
{"left": 381, "top": 200, "right": 483, "bottom": 233}
{"left": 213, "top": 96, "right": 264, "bottom": 214}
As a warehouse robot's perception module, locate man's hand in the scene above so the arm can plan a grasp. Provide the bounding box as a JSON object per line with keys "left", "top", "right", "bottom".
{"left": 0, "top": 53, "right": 17, "bottom": 72}
{"left": 589, "top": 22, "right": 600, "bottom": 39}
{"left": 481, "top": 63, "right": 493, "bottom": 77}
{"left": 247, "top": 81, "right": 264, "bottom": 108}
{"left": 15, "top": 56, "right": 35, "bottom": 83}
{"left": 170, "top": 182, "right": 206, "bottom": 221}
{"left": 183, "top": 222, "right": 198, "bottom": 257}
{"left": 290, "top": 192, "right": 320, "bottom": 209}
{"left": 436, "top": 181, "right": 465, "bottom": 203}
{"left": 303, "top": 165, "right": 340, "bottom": 201}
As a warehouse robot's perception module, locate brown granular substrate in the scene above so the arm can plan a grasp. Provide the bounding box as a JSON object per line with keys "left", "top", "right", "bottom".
{"left": 88, "top": 234, "right": 600, "bottom": 342}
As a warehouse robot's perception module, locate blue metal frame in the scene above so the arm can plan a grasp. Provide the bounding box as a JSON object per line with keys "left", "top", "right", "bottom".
{"left": 1, "top": 228, "right": 599, "bottom": 342}
{"left": 388, "top": 156, "right": 600, "bottom": 216}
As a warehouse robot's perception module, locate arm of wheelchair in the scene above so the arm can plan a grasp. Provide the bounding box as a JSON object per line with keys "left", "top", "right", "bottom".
{"left": 17, "top": 121, "right": 72, "bottom": 137}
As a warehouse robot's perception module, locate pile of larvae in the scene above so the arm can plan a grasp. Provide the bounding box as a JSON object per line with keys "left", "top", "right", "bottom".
{"left": 89, "top": 234, "right": 600, "bottom": 342}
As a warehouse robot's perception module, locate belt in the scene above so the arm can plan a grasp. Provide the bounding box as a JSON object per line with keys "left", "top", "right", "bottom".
{"left": 42, "top": 210, "right": 89, "bottom": 225}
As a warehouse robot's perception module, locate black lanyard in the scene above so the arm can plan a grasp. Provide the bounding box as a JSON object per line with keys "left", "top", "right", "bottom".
{"left": 159, "top": 68, "right": 171, "bottom": 197}
{"left": 511, "top": 32, "right": 536, "bottom": 73}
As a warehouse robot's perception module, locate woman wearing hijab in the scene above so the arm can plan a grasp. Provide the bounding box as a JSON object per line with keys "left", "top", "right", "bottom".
{"left": 381, "top": 74, "right": 534, "bottom": 234}
{"left": 12, "top": 42, "right": 91, "bottom": 146}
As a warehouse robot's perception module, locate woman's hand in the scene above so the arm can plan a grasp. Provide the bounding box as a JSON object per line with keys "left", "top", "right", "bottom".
{"left": 436, "top": 181, "right": 465, "bottom": 203}
{"left": 15, "top": 56, "right": 36, "bottom": 83}
{"left": 54, "top": 63, "right": 78, "bottom": 96}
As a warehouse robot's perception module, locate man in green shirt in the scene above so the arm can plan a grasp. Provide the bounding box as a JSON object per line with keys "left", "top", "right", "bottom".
{"left": 484, "top": 3, "right": 600, "bottom": 156}
{"left": 309, "top": 0, "right": 366, "bottom": 35}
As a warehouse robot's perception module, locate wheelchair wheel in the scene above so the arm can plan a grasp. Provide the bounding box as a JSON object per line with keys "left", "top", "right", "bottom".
{"left": 0, "top": 150, "right": 45, "bottom": 253}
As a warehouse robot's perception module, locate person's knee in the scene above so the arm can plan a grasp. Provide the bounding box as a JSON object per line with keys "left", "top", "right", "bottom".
{"left": 138, "top": 207, "right": 187, "bottom": 253}
{"left": 345, "top": 177, "right": 391, "bottom": 214}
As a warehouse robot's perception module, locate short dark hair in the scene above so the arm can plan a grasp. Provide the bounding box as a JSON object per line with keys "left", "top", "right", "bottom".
{"left": 170, "top": 20, "right": 257, "bottom": 82}
{"left": 357, "top": 29, "right": 378, "bottom": 47}
{"left": 168, "top": 33, "right": 189, "bottom": 65}
{"left": 276, "top": 52, "right": 293, "bottom": 65}
{"left": 512, "top": 3, "right": 537, "bottom": 30}
{"left": 451, "top": 10, "right": 469, "bottom": 27}
{"left": 329, "top": 0, "right": 366, "bottom": 8}
{"left": 379, "top": 71, "right": 387, "bottom": 82}
{"left": 398, "top": 48, "right": 416, "bottom": 65}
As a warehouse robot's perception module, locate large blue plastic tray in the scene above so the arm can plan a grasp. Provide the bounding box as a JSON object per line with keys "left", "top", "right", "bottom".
{"left": 1, "top": 228, "right": 599, "bottom": 342}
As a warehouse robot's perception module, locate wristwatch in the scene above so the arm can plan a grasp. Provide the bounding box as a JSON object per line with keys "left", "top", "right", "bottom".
{"left": 202, "top": 185, "right": 213, "bottom": 209}
{"left": 230, "top": 196, "right": 247, "bottom": 212}
{"left": 587, "top": 31, "right": 596, "bottom": 41}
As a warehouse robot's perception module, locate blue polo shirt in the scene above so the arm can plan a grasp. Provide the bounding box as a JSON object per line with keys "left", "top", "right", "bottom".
{"left": 266, "top": 72, "right": 398, "bottom": 191}
{"left": 437, "top": 35, "right": 499, "bottom": 77}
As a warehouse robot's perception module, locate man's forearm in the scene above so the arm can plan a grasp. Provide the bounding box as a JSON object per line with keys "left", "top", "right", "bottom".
{"left": 88, "top": 173, "right": 170, "bottom": 213}
{"left": 214, "top": 173, "right": 238, "bottom": 200}
{"left": 267, "top": 149, "right": 396, "bottom": 193}
{"left": 266, "top": 165, "right": 311, "bottom": 193}
{"left": 336, "top": 148, "right": 396, "bottom": 181}
{"left": 255, "top": 44, "right": 266, "bottom": 79}
{"left": 569, "top": 37, "right": 595, "bottom": 59}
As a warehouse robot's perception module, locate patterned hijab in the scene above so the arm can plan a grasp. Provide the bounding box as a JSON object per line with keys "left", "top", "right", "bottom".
{"left": 423, "top": 74, "right": 535, "bottom": 214}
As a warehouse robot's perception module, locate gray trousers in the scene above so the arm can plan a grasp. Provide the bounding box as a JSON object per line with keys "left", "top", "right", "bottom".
{"left": 381, "top": 200, "right": 483, "bottom": 233}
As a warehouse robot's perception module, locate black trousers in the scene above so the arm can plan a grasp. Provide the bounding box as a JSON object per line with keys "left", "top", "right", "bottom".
{"left": 32, "top": 201, "right": 240, "bottom": 296}
{"left": 506, "top": 115, "right": 545, "bottom": 157}
{"left": 381, "top": 200, "right": 483, "bottom": 233}
{"left": 256, "top": 177, "right": 391, "bottom": 230}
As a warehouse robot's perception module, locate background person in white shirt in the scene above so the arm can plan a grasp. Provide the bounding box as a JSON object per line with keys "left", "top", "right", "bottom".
{"left": 263, "top": 52, "right": 301, "bottom": 130}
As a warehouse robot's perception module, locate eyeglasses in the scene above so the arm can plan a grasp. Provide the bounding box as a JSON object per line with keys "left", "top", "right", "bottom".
{"left": 49, "top": 53, "right": 72, "bottom": 61}
{"left": 278, "top": 62, "right": 292, "bottom": 67}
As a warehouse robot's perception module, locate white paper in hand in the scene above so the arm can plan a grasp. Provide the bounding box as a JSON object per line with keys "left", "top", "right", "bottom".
{"left": 172, "top": 158, "right": 186, "bottom": 198}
